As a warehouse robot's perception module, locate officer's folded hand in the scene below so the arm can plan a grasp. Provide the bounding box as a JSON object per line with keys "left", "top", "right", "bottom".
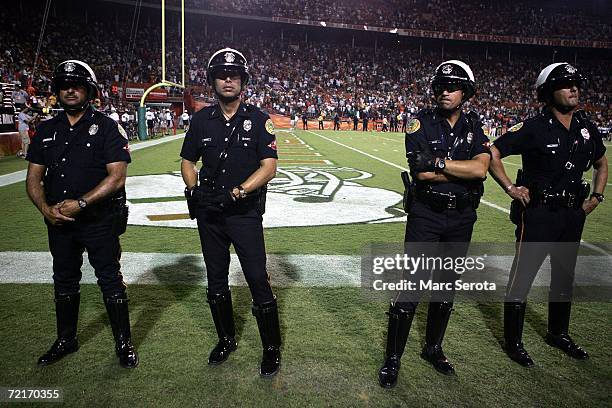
{"left": 507, "top": 185, "right": 530, "bottom": 207}
{"left": 59, "top": 199, "right": 82, "bottom": 219}
{"left": 582, "top": 197, "right": 598, "bottom": 215}
{"left": 44, "top": 202, "right": 75, "bottom": 225}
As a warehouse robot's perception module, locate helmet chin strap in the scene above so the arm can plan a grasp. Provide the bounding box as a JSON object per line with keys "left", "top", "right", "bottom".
{"left": 59, "top": 99, "right": 90, "bottom": 114}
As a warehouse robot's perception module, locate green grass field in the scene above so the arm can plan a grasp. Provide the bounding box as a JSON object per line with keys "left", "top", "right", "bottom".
{"left": 1, "top": 129, "right": 610, "bottom": 407}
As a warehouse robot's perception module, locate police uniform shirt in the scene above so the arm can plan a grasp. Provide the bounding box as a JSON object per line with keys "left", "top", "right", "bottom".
{"left": 180, "top": 103, "right": 278, "bottom": 191}
{"left": 405, "top": 109, "right": 490, "bottom": 194}
{"left": 494, "top": 108, "right": 606, "bottom": 192}
{"left": 26, "top": 106, "right": 131, "bottom": 204}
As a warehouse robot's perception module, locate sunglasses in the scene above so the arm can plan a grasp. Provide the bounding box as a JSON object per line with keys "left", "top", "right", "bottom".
{"left": 433, "top": 83, "right": 463, "bottom": 95}
{"left": 57, "top": 81, "right": 86, "bottom": 91}
{"left": 213, "top": 71, "right": 241, "bottom": 81}
{"left": 553, "top": 80, "right": 581, "bottom": 91}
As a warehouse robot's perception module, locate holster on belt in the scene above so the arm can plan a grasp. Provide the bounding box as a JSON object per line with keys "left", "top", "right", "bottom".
{"left": 401, "top": 171, "right": 414, "bottom": 213}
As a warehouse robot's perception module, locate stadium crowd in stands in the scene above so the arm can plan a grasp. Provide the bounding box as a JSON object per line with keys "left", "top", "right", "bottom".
{"left": 1, "top": 0, "right": 610, "bottom": 134}
{"left": 182, "top": 0, "right": 612, "bottom": 41}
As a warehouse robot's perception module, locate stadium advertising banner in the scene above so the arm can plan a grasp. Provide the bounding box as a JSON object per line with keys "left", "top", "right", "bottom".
{"left": 0, "top": 107, "right": 15, "bottom": 133}
{"left": 0, "top": 83, "right": 15, "bottom": 133}
{"left": 123, "top": 82, "right": 168, "bottom": 102}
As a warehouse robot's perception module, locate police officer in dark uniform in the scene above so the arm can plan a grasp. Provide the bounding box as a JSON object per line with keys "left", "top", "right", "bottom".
{"left": 25, "top": 60, "right": 137, "bottom": 368}
{"left": 378, "top": 60, "right": 491, "bottom": 388}
{"left": 490, "top": 62, "right": 607, "bottom": 367}
{"left": 333, "top": 112, "right": 340, "bottom": 130}
{"left": 180, "top": 48, "right": 281, "bottom": 378}
{"left": 362, "top": 110, "right": 369, "bottom": 131}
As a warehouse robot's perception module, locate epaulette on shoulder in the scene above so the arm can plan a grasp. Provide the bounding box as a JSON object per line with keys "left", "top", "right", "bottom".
{"left": 466, "top": 110, "right": 480, "bottom": 124}
{"left": 416, "top": 108, "right": 434, "bottom": 119}
{"left": 196, "top": 105, "right": 215, "bottom": 118}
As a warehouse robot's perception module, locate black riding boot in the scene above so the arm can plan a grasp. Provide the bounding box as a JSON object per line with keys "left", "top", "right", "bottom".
{"left": 420, "top": 302, "right": 455, "bottom": 375}
{"left": 105, "top": 293, "right": 139, "bottom": 368}
{"left": 504, "top": 302, "right": 534, "bottom": 367}
{"left": 38, "top": 292, "right": 80, "bottom": 366}
{"left": 545, "top": 302, "right": 588, "bottom": 359}
{"left": 207, "top": 291, "right": 237, "bottom": 365}
{"left": 252, "top": 298, "right": 282, "bottom": 378}
{"left": 378, "top": 303, "right": 414, "bottom": 388}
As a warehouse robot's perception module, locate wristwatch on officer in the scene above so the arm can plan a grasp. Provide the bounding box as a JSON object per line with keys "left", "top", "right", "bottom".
{"left": 590, "top": 192, "right": 604, "bottom": 203}
{"left": 77, "top": 198, "right": 88, "bottom": 209}
{"left": 435, "top": 158, "right": 446, "bottom": 173}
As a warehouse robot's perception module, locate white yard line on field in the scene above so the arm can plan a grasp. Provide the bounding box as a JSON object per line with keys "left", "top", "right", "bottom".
{"left": 1, "top": 251, "right": 609, "bottom": 286}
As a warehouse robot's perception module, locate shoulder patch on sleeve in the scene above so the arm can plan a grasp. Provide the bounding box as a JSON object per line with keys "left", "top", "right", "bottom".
{"left": 508, "top": 122, "right": 523, "bottom": 132}
{"left": 265, "top": 118, "right": 275, "bottom": 135}
{"left": 117, "top": 124, "right": 128, "bottom": 140}
{"left": 406, "top": 119, "right": 421, "bottom": 134}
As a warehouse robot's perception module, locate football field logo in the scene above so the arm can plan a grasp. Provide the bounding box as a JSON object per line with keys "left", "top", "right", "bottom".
{"left": 125, "top": 167, "right": 405, "bottom": 228}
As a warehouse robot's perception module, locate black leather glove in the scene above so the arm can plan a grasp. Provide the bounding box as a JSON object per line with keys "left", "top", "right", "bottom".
{"left": 408, "top": 151, "right": 436, "bottom": 172}
{"left": 407, "top": 138, "right": 436, "bottom": 173}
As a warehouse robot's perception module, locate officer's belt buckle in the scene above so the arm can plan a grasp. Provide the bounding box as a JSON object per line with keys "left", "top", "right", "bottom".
{"left": 565, "top": 161, "right": 574, "bottom": 170}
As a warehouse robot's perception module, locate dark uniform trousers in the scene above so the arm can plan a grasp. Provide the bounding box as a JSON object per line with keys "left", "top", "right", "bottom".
{"left": 506, "top": 206, "right": 586, "bottom": 303}
{"left": 395, "top": 201, "right": 475, "bottom": 309}
{"left": 197, "top": 208, "right": 273, "bottom": 305}
{"left": 47, "top": 214, "right": 125, "bottom": 297}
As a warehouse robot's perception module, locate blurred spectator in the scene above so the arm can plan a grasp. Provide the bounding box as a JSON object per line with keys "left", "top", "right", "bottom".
{"left": 17, "top": 106, "right": 36, "bottom": 158}
{"left": 13, "top": 85, "right": 29, "bottom": 110}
